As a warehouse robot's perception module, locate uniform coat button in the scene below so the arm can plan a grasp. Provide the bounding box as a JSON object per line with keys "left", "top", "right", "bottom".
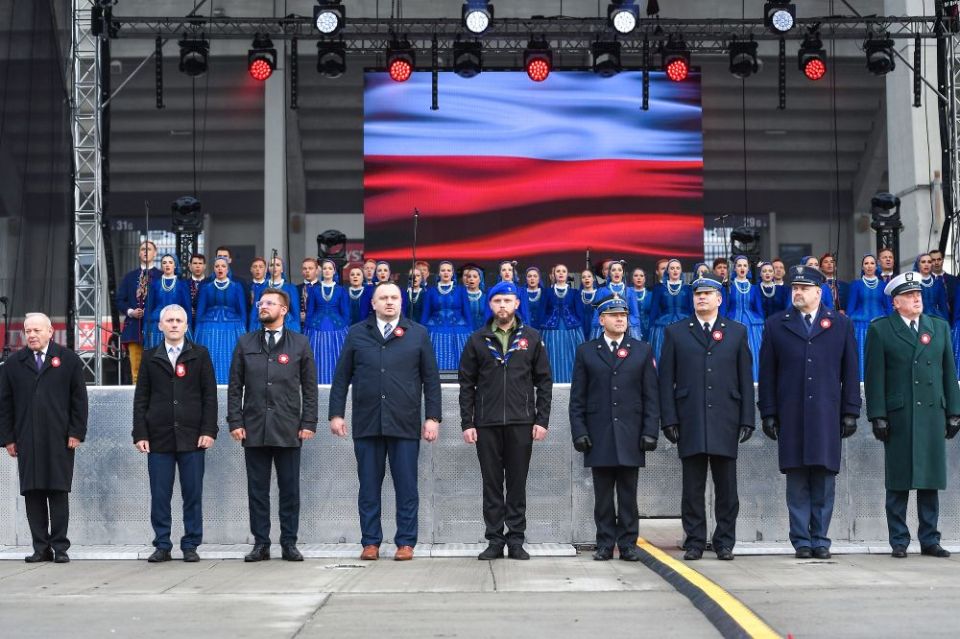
{"left": 381, "top": 394, "right": 387, "bottom": 399}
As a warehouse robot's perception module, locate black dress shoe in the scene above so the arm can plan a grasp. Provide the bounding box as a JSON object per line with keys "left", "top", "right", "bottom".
{"left": 53, "top": 551, "right": 70, "bottom": 564}
{"left": 182, "top": 549, "right": 200, "bottom": 563}
{"left": 281, "top": 545, "right": 304, "bottom": 561}
{"left": 507, "top": 545, "right": 530, "bottom": 560}
{"left": 24, "top": 549, "right": 53, "bottom": 563}
{"left": 618, "top": 546, "right": 642, "bottom": 562}
{"left": 683, "top": 547, "right": 703, "bottom": 561}
{"left": 147, "top": 549, "right": 172, "bottom": 563}
{"left": 891, "top": 546, "right": 908, "bottom": 558}
{"left": 593, "top": 547, "right": 613, "bottom": 561}
{"left": 795, "top": 547, "right": 813, "bottom": 559}
{"left": 244, "top": 544, "right": 271, "bottom": 562}
{"left": 716, "top": 548, "right": 735, "bottom": 561}
{"left": 921, "top": 544, "right": 951, "bottom": 558}
{"left": 812, "top": 547, "right": 831, "bottom": 560}
{"left": 477, "top": 543, "right": 504, "bottom": 560}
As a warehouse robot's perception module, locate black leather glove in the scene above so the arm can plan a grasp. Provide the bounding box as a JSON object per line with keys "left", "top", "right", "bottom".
{"left": 640, "top": 435, "right": 658, "bottom": 451}
{"left": 761, "top": 416, "right": 779, "bottom": 441}
{"left": 872, "top": 418, "right": 889, "bottom": 443}
{"left": 738, "top": 426, "right": 753, "bottom": 444}
{"left": 663, "top": 425, "right": 679, "bottom": 444}
{"left": 573, "top": 435, "right": 593, "bottom": 453}
{"left": 841, "top": 414, "right": 857, "bottom": 439}
{"left": 947, "top": 416, "right": 960, "bottom": 440}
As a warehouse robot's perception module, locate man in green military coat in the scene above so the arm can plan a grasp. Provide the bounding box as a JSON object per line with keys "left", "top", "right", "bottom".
{"left": 864, "top": 271, "right": 960, "bottom": 558}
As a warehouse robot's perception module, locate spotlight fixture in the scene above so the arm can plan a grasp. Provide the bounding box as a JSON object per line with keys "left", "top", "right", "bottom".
{"left": 524, "top": 35, "right": 553, "bottom": 82}
{"left": 178, "top": 36, "right": 209, "bottom": 77}
{"left": 662, "top": 34, "right": 690, "bottom": 82}
{"left": 798, "top": 30, "right": 826, "bottom": 80}
{"left": 764, "top": 1, "right": 796, "bottom": 34}
{"left": 453, "top": 40, "right": 482, "bottom": 78}
{"left": 608, "top": 1, "right": 639, "bottom": 35}
{"left": 462, "top": 1, "right": 493, "bottom": 35}
{"left": 387, "top": 38, "right": 415, "bottom": 82}
{"left": 865, "top": 33, "right": 895, "bottom": 75}
{"left": 171, "top": 196, "right": 203, "bottom": 233}
{"left": 729, "top": 39, "right": 759, "bottom": 79}
{"left": 317, "top": 40, "right": 346, "bottom": 78}
{"left": 314, "top": 1, "right": 345, "bottom": 35}
{"left": 592, "top": 40, "right": 622, "bottom": 78}
{"left": 247, "top": 34, "right": 277, "bottom": 82}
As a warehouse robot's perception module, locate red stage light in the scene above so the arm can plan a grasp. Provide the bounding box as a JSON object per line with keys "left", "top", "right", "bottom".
{"left": 388, "top": 58, "right": 413, "bottom": 82}
{"left": 803, "top": 57, "right": 826, "bottom": 80}
{"left": 665, "top": 58, "right": 689, "bottom": 82}
{"left": 526, "top": 57, "right": 551, "bottom": 82}
{"left": 248, "top": 58, "right": 273, "bottom": 81}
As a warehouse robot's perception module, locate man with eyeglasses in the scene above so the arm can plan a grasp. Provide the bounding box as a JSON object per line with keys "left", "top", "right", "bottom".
{"left": 228, "top": 288, "right": 318, "bottom": 563}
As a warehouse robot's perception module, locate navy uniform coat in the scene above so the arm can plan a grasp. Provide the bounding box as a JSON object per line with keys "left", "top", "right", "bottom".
{"left": 116, "top": 266, "right": 162, "bottom": 344}
{"left": 329, "top": 316, "right": 442, "bottom": 439}
{"left": 658, "top": 316, "right": 755, "bottom": 459}
{"left": 569, "top": 337, "right": 659, "bottom": 467}
{"left": 758, "top": 306, "right": 861, "bottom": 473}
{"left": 0, "top": 343, "right": 88, "bottom": 494}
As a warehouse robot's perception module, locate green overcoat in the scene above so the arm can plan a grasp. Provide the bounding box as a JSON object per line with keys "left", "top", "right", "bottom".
{"left": 864, "top": 313, "right": 960, "bottom": 490}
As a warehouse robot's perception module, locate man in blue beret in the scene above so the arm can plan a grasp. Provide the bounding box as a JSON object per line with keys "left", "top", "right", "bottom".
{"left": 758, "top": 265, "right": 861, "bottom": 559}
{"left": 459, "top": 280, "right": 553, "bottom": 561}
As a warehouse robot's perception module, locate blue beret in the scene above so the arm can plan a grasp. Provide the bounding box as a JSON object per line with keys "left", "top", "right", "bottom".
{"left": 595, "top": 294, "right": 629, "bottom": 314}
{"left": 691, "top": 276, "right": 722, "bottom": 293}
{"left": 788, "top": 265, "right": 825, "bottom": 287}
{"left": 488, "top": 281, "right": 519, "bottom": 298}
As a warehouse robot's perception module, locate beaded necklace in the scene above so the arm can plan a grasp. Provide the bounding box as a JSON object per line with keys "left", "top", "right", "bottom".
{"left": 608, "top": 281, "right": 625, "bottom": 296}
{"left": 861, "top": 276, "right": 879, "bottom": 290}
{"left": 920, "top": 275, "right": 934, "bottom": 288}
{"left": 554, "top": 284, "right": 568, "bottom": 299}
{"left": 466, "top": 289, "right": 483, "bottom": 302}
{"left": 581, "top": 289, "right": 596, "bottom": 304}
{"left": 760, "top": 283, "right": 777, "bottom": 298}
{"left": 438, "top": 281, "right": 454, "bottom": 295}
{"left": 213, "top": 278, "right": 230, "bottom": 291}
{"left": 527, "top": 288, "right": 542, "bottom": 303}
{"left": 321, "top": 282, "right": 335, "bottom": 302}
{"left": 734, "top": 279, "right": 751, "bottom": 294}
{"left": 408, "top": 288, "right": 423, "bottom": 303}
{"left": 348, "top": 286, "right": 364, "bottom": 300}
{"left": 666, "top": 280, "right": 682, "bottom": 296}
{"left": 161, "top": 276, "right": 177, "bottom": 292}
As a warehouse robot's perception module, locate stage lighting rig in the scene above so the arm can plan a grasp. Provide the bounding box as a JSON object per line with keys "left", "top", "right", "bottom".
{"left": 870, "top": 192, "right": 902, "bottom": 262}
{"left": 387, "top": 38, "right": 415, "bottom": 82}
{"left": 662, "top": 34, "right": 690, "bottom": 82}
{"left": 178, "top": 36, "right": 209, "bottom": 77}
{"left": 608, "top": 1, "right": 639, "bottom": 34}
{"left": 171, "top": 196, "right": 203, "bottom": 232}
{"left": 729, "top": 38, "right": 759, "bottom": 78}
{"left": 317, "top": 40, "right": 346, "bottom": 78}
{"left": 592, "top": 41, "right": 622, "bottom": 78}
{"left": 865, "top": 33, "right": 895, "bottom": 75}
{"left": 314, "top": 1, "right": 345, "bottom": 35}
{"left": 462, "top": 2, "right": 493, "bottom": 35}
{"left": 247, "top": 34, "right": 276, "bottom": 81}
{"left": 453, "top": 40, "right": 483, "bottom": 78}
{"left": 798, "top": 29, "right": 827, "bottom": 80}
{"left": 317, "top": 229, "right": 347, "bottom": 261}
{"left": 764, "top": 2, "right": 796, "bottom": 34}
{"left": 524, "top": 36, "right": 553, "bottom": 82}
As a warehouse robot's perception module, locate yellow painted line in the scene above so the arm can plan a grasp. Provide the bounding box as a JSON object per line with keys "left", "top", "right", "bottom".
{"left": 637, "top": 537, "right": 782, "bottom": 639}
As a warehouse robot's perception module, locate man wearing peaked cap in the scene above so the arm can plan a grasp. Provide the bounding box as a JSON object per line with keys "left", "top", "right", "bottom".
{"left": 758, "top": 264, "right": 861, "bottom": 559}
{"left": 865, "top": 271, "right": 960, "bottom": 558}
{"left": 569, "top": 294, "right": 659, "bottom": 562}
{"left": 658, "top": 277, "right": 755, "bottom": 561}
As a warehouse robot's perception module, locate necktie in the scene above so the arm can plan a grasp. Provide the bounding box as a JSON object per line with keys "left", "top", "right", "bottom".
{"left": 168, "top": 346, "right": 179, "bottom": 368}
{"left": 383, "top": 323, "right": 393, "bottom": 338}
{"left": 35, "top": 352, "right": 43, "bottom": 371}
{"left": 703, "top": 322, "right": 711, "bottom": 340}
{"left": 610, "top": 340, "right": 618, "bottom": 353}
{"left": 910, "top": 320, "right": 918, "bottom": 333}
{"left": 804, "top": 314, "right": 813, "bottom": 332}
{"left": 266, "top": 330, "right": 277, "bottom": 351}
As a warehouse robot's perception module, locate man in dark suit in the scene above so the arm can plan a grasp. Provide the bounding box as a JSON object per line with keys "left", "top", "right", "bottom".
{"left": 0, "top": 313, "right": 88, "bottom": 563}
{"left": 758, "top": 265, "right": 861, "bottom": 559}
{"left": 133, "top": 303, "right": 218, "bottom": 563}
{"left": 329, "top": 282, "right": 442, "bottom": 561}
{"left": 116, "top": 240, "right": 161, "bottom": 383}
{"left": 659, "top": 277, "right": 755, "bottom": 561}
{"left": 569, "top": 295, "right": 659, "bottom": 562}
{"left": 820, "top": 253, "right": 850, "bottom": 313}
{"left": 929, "top": 249, "right": 959, "bottom": 316}
{"left": 228, "top": 288, "right": 318, "bottom": 562}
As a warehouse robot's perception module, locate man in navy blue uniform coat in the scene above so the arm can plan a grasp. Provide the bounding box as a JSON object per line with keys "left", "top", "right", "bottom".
{"left": 758, "top": 265, "right": 861, "bottom": 559}
{"left": 330, "top": 282, "right": 442, "bottom": 562}
{"left": 659, "top": 276, "right": 755, "bottom": 561}
{"left": 569, "top": 295, "right": 659, "bottom": 562}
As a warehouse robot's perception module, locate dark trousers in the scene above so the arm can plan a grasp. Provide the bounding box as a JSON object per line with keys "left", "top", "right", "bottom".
{"left": 23, "top": 490, "right": 70, "bottom": 554}
{"left": 244, "top": 446, "right": 301, "bottom": 546}
{"left": 785, "top": 466, "right": 836, "bottom": 550}
{"left": 148, "top": 450, "right": 205, "bottom": 551}
{"left": 886, "top": 489, "right": 941, "bottom": 549}
{"left": 476, "top": 424, "right": 533, "bottom": 545}
{"left": 354, "top": 436, "right": 420, "bottom": 547}
{"left": 681, "top": 454, "right": 739, "bottom": 551}
{"left": 591, "top": 466, "right": 639, "bottom": 551}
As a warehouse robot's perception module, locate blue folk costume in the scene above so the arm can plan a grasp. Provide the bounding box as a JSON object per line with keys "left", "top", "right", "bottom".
{"left": 540, "top": 283, "right": 584, "bottom": 383}
{"left": 304, "top": 261, "right": 350, "bottom": 384}
{"left": 951, "top": 284, "right": 960, "bottom": 378}
{"left": 914, "top": 254, "right": 950, "bottom": 320}
{"left": 577, "top": 287, "right": 600, "bottom": 341}
{"left": 347, "top": 284, "right": 371, "bottom": 324}
{"left": 117, "top": 264, "right": 162, "bottom": 347}
{"left": 247, "top": 277, "right": 270, "bottom": 330}
{"left": 754, "top": 263, "right": 788, "bottom": 319}
{"left": 143, "top": 258, "right": 193, "bottom": 349}
{"left": 845, "top": 256, "right": 890, "bottom": 380}
{"left": 523, "top": 267, "right": 546, "bottom": 330}
{"left": 267, "top": 277, "right": 302, "bottom": 332}
{"left": 647, "top": 260, "right": 693, "bottom": 359}
{"left": 194, "top": 259, "right": 247, "bottom": 384}
{"left": 486, "top": 260, "right": 528, "bottom": 324}
{"left": 628, "top": 284, "right": 652, "bottom": 341}
{"left": 421, "top": 262, "right": 472, "bottom": 369}
{"left": 463, "top": 286, "right": 487, "bottom": 330}
{"left": 725, "top": 264, "right": 765, "bottom": 381}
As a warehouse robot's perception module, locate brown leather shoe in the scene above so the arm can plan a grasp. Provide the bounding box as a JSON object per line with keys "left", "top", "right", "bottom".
{"left": 394, "top": 545, "right": 414, "bottom": 561}
{"left": 360, "top": 545, "right": 379, "bottom": 560}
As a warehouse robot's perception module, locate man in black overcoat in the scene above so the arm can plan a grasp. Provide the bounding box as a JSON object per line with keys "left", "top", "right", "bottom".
{"left": 658, "top": 277, "right": 755, "bottom": 560}
{"left": 569, "top": 295, "right": 659, "bottom": 561}
{"left": 0, "top": 312, "right": 88, "bottom": 563}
